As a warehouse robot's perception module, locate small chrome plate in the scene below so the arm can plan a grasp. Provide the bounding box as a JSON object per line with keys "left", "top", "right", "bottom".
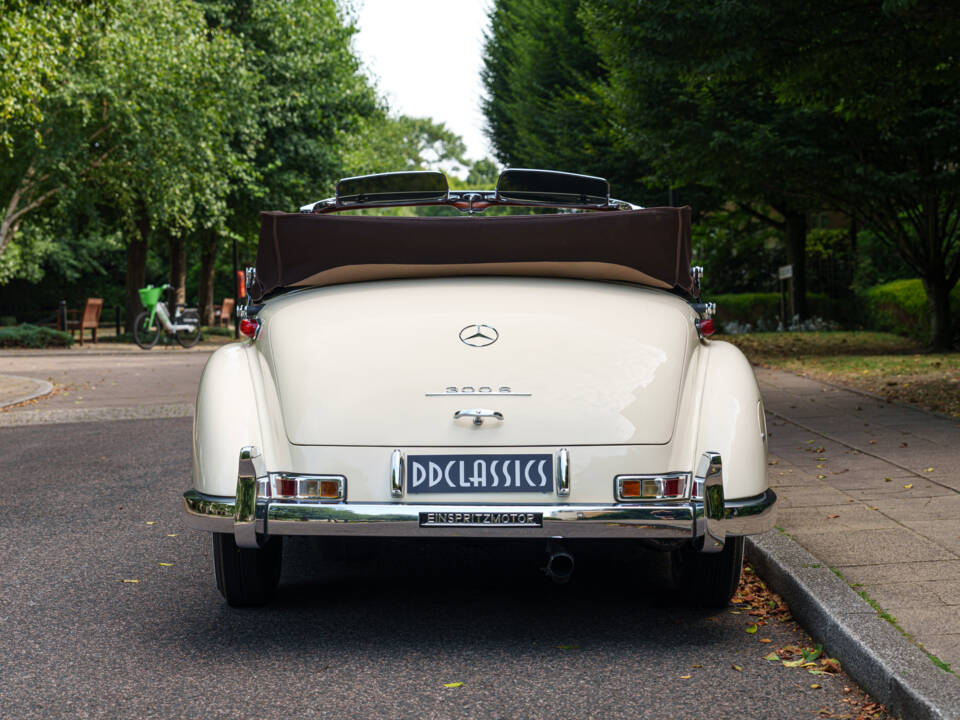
{"left": 419, "top": 511, "right": 543, "bottom": 528}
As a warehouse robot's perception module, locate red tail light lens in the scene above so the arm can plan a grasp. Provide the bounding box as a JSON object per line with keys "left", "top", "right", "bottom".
{"left": 697, "top": 318, "right": 715, "bottom": 337}
{"left": 240, "top": 318, "right": 260, "bottom": 339}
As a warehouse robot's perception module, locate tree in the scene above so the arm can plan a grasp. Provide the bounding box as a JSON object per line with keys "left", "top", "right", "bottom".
{"left": 197, "top": 0, "right": 380, "bottom": 323}
{"left": 735, "top": 1, "right": 960, "bottom": 349}
{"left": 581, "top": 0, "right": 859, "bottom": 319}
{"left": 0, "top": 2, "right": 91, "bottom": 262}
{"left": 1, "top": 1, "right": 257, "bottom": 330}
{"left": 481, "top": 0, "right": 667, "bottom": 207}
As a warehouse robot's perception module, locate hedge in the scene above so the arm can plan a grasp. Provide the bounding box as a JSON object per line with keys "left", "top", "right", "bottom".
{"left": 860, "top": 279, "right": 960, "bottom": 343}
{"left": 712, "top": 292, "right": 840, "bottom": 332}
{"left": 0, "top": 324, "right": 75, "bottom": 348}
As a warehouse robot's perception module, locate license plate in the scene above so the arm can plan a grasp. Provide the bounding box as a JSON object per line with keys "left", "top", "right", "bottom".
{"left": 420, "top": 511, "right": 543, "bottom": 528}
{"left": 407, "top": 454, "right": 554, "bottom": 494}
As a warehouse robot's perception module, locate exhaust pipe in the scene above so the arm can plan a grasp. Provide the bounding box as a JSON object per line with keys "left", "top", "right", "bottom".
{"left": 543, "top": 542, "right": 575, "bottom": 584}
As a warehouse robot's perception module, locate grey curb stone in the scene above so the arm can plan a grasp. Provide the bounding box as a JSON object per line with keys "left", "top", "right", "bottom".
{"left": 0, "top": 375, "right": 53, "bottom": 408}
{"left": 0, "top": 403, "right": 193, "bottom": 427}
{"left": 747, "top": 530, "right": 960, "bottom": 720}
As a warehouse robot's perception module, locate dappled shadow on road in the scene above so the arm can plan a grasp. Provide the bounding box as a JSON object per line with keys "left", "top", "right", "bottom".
{"left": 169, "top": 538, "right": 726, "bottom": 658}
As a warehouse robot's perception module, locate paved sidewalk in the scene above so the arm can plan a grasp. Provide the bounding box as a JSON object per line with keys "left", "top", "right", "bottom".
{"left": 0, "top": 347, "right": 215, "bottom": 423}
{"left": 757, "top": 367, "right": 960, "bottom": 672}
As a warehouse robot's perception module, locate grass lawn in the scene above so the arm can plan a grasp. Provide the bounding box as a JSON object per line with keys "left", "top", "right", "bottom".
{"left": 724, "top": 331, "right": 960, "bottom": 418}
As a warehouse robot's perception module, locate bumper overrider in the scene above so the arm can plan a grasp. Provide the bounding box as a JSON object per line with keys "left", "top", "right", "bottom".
{"left": 183, "top": 450, "right": 776, "bottom": 552}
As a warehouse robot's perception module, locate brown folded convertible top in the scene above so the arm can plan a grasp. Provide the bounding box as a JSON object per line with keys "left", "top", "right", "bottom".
{"left": 250, "top": 206, "right": 695, "bottom": 301}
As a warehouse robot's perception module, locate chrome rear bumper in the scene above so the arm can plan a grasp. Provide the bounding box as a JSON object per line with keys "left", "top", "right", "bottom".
{"left": 182, "top": 488, "right": 776, "bottom": 543}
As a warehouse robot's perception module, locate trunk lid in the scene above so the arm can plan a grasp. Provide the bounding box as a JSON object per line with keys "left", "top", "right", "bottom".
{"left": 262, "top": 278, "right": 693, "bottom": 447}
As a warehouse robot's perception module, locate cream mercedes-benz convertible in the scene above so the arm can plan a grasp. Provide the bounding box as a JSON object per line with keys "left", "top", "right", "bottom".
{"left": 183, "top": 169, "right": 776, "bottom": 607}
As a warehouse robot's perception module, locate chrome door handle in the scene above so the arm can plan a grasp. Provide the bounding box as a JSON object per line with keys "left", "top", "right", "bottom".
{"left": 454, "top": 408, "right": 504, "bottom": 426}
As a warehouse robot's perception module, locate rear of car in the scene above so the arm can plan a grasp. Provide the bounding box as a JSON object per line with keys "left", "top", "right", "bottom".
{"left": 183, "top": 170, "right": 776, "bottom": 606}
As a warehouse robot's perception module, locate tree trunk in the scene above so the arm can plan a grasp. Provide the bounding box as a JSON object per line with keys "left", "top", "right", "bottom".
{"left": 168, "top": 234, "right": 186, "bottom": 306}
{"left": 198, "top": 230, "right": 217, "bottom": 326}
{"left": 784, "top": 211, "right": 808, "bottom": 321}
{"left": 124, "top": 213, "right": 150, "bottom": 333}
{"left": 923, "top": 276, "right": 955, "bottom": 351}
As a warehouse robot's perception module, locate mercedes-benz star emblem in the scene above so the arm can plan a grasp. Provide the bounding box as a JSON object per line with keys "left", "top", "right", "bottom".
{"left": 459, "top": 323, "right": 499, "bottom": 347}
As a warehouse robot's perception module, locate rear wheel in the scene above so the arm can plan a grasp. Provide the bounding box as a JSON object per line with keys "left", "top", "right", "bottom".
{"left": 175, "top": 309, "right": 201, "bottom": 348}
{"left": 212, "top": 533, "right": 282, "bottom": 607}
{"left": 673, "top": 536, "right": 744, "bottom": 608}
{"left": 133, "top": 311, "right": 160, "bottom": 349}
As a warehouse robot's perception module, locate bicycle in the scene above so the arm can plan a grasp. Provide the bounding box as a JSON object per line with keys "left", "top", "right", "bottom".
{"left": 133, "top": 284, "right": 201, "bottom": 349}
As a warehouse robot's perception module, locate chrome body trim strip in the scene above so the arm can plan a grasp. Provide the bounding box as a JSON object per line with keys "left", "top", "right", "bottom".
{"left": 234, "top": 446, "right": 262, "bottom": 549}
{"left": 556, "top": 448, "right": 570, "bottom": 496}
{"left": 694, "top": 451, "right": 726, "bottom": 553}
{"left": 182, "top": 489, "right": 776, "bottom": 539}
{"left": 390, "top": 449, "right": 404, "bottom": 497}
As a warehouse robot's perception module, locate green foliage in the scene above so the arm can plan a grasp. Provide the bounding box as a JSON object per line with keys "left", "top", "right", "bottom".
{"left": 861, "top": 279, "right": 960, "bottom": 344}
{"left": 0, "top": 323, "right": 73, "bottom": 348}
{"left": 0, "top": 1, "right": 85, "bottom": 155}
{"left": 343, "top": 115, "right": 468, "bottom": 177}
{"left": 712, "top": 292, "right": 840, "bottom": 332}
{"left": 693, "top": 211, "right": 783, "bottom": 294}
{"left": 481, "top": 0, "right": 667, "bottom": 206}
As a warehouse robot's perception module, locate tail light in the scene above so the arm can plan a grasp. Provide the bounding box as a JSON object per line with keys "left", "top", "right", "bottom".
{"left": 697, "top": 318, "right": 715, "bottom": 337}
{"left": 263, "top": 473, "right": 345, "bottom": 500}
{"left": 240, "top": 318, "right": 260, "bottom": 339}
{"left": 616, "top": 473, "right": 691, "bottom": 501}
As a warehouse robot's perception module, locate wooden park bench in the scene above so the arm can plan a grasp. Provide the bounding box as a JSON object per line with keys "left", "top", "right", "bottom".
{"left": 59, "top": 298, "right": 103, "bottom": 345}
{"left": 214, "top": 298, "right": 234, "bottom": 327}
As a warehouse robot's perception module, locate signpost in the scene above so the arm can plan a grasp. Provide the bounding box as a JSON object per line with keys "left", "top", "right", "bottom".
{"left": 778, "top": 264, "right": 794, "bottom": 327}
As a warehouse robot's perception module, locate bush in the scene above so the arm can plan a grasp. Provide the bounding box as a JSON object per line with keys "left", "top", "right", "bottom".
{"left": 0, "top": 323, "right": 74, "bottom": 348}
{"left": 0, "top": 316, "right": 16, "bottom": 326}
{"left": 711, "top": 292, "right": 841, "bottom": 332}
{"left": 860, "top": 279, "right": 960, "bottom": 343}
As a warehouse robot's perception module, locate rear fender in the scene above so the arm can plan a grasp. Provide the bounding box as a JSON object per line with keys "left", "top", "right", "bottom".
{"left": 193, "top": 343, "right": 265, "bottom": 496}
{"left": 695, "top": 340, "right": 768, "bottom": 499}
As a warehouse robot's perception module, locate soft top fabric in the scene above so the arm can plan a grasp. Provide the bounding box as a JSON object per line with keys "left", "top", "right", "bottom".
{"left": 250, "top": 206, "right": 695, "bottom": 301}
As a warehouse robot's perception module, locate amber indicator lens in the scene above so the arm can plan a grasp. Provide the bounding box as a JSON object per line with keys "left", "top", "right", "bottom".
{"left": 620, "top": 479, "right": 643, "bottom": 498}
{"left": 319, "top": 480, "right": 341, "bottom": 498}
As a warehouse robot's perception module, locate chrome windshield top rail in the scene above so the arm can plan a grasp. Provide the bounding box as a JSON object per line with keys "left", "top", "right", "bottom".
{"left": 299, "top": 189, "right": 639, "bottom": 215}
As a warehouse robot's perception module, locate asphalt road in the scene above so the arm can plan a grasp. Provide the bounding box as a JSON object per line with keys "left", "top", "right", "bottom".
{"left": 0, "top": 417, "right": 884, "bottom": 719}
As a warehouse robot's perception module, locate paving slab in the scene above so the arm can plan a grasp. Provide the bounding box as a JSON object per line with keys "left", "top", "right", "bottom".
{"left": 757, "top": 366, "right": 960, "bottom": 675}
{"left": 0, "top": 374, "right": 53, "bottom": 408}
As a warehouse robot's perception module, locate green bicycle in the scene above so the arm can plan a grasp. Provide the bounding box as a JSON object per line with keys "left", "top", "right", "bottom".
{"left": 133, "top": 284, "right": 201, "bottom": 349}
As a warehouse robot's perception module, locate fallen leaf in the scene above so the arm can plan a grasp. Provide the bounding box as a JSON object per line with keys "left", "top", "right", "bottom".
{"left": 166, "top": 533, "right": 177, "bottom": 537}
{"left": 759, "top": 638, "right": 772, "bottom": 643}
{"left": 691, "top": 664, "right": 703, "bottom": 668}
{"left": 925, "top": 467, "right": 934, "bottom": 472}
{"left": 868, "top": 440, "right": 877, "bottom": 444}
{"left": 731, "top": 663, "right": 742, "bottom": 672}
{"left": 680, "top": 675, "right": 692, "bottom": 679}
{"left": 145, "top": 521, "right": 157, "bottom": 526}
{"left": 827, "top": 514, "right": 840, "bottom": 519}
{"left": 810, "top": 683, "right": 822, "bottom": 689}
{"left": 817, "top": 474, "right": 827, "bottom": 479}
{"left": 903, "top": 483, "right": 913, "bottom": 489}
{"left": 764, "top": 652, "right": 780, "bottom": 662}
{"left": 884, "top": 477, "right": 892, "bottom": 482}
{"left": 556, "top": 644, "right": 579, "bottom": 650}
{"left": 745, "top": 624, "right": 758, "bottom": 634}
{"left": 120, "top": 579, "right": 140, "bottom": 584}
{"left": 443, "top": 682, "right": 463, "bottom": 688}
{"left": 158, "top": 562, "right": 173, "bottom": 567}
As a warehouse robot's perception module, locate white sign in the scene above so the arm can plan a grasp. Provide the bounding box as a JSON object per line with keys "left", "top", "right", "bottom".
{"left": 778, "top": 265, "right": 794, "bottom": 280}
